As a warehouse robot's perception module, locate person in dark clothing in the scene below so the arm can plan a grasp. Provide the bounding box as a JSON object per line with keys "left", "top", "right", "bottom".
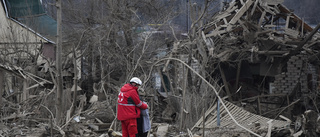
{"left": 136, "top": 103, "right": 150, "bottom": 137}
{"left": 136, "top": 94, "right": 151, "bottom": 137}
{"left": 137, "top": 116, "right": 148, "bottom": 137}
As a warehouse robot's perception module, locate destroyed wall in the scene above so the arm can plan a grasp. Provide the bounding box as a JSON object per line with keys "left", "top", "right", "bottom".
{"left": 189, "top": 0, "right": 320, "bottom": 100}
{"left": 272, "top": 54, "right": 318, "bottom": 95}
{"left": 273, "top": 55, "right": 308, "bottom": 94}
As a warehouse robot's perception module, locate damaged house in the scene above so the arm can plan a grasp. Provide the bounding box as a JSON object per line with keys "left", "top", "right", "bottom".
{"left": 161, "top": 0, "right": 320, "bottom": 136}
{"left": 1, "top": 0, "right": 320, "bottom": 136}
{"left": 0, "top": 0, "right": 57, "bottom": 103}
{"left": 0, "top": 1, "right": 86, "bottom": 135}
{"left": 0, "top": 0, "right": 57, "bottom": 64}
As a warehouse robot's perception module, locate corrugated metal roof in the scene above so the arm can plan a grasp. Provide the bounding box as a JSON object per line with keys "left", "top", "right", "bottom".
{"left": 192, "top": 100, "right": 291, "bottom": 134}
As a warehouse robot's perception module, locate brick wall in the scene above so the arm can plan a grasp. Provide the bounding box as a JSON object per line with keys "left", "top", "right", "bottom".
{"left": 273, "top": 55, "right": 309, "bottom": 94}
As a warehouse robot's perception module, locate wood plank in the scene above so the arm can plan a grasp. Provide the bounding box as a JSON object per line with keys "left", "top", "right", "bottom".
{"left": 223, "top": 18, "right": 228, "bottom": 25}
{"left": 285, "top": 15, "right": 291, "bottom": 29}
{"left": 202, "top": 107, "right": 218, "bottom": 126}
{"left": 238, "top": 20, "right": 249, "bottom": 32}
{"left": 237, "top": 111, "right": 251, "bottom": 124}
{"left": 278, "top": 4, "right": 312, "bottom": 31}
{"left": 301, "top": 19, "right": 304, "bottom": 37}
{"left": 258, "top": 11, "right": 266, "bottom": 29}
{"left": 229, "top": 105, "right": 240, "bottom": 115}
{"left": 215, "top": 12, "right": 232, "bottom": 21}
{"left": 229, "top": 0, "right": 254, "bottom": 24}
{"left": 264, "top": 25, "right": 276, "bottom": 28}
{"left": 258, "top": 97, "right": 261, "bottom": 115}
{"left": 262, "top": 0, "right": 284, "bottom": 5}
{"left": 0, "top": 70, "right": 3, "bottom": 107}
{"left": 238, "top": 112, "right": 251, "bottom": 122}
{"left": 286, "top": 23, "right": 320, "bottom": 57}
{"left": 240, "top": 0, "right": 244, "bottom": 5}
{"left": 251, "top": 0, "right": 259, "bottom": 15}
{"left": 192, "top": 100, "right": 291, "bottom": 131}
{"left": 22, "top": 79, "right": 29, "bottom": 102}
{"left": 285, "top": 28, "right": 300, "bottom": 38}
{"left": 225, "top": 0, "right": 238, "bottom": 12}
{"left": 206, "top": 29, "right": 227, "bottom": 37}
{"left": 1, "top": 112, "right": 33, "bottom": 120}
{"left": 192, "top": 102, "right": 218, "bottom": 129}
{"left": 227, "top": 6, "right": 239, "bottom": 14}
{"left": 268, "top": 6, "right": 280, "bottom": 13}
{"left": 260, "top": 4, "right": 277, "bottom": 15}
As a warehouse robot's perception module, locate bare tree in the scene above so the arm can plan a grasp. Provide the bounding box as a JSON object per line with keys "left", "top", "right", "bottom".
{"left": 55, "top": 0, "right": 63, "bottom": 125}
{"left": 38, "top": 0, "right": 188, "bottom": 130}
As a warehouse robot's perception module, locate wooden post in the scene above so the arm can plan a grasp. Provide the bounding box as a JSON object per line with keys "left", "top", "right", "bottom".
{"left": 286, "top": 95, "right": 290, "bottom": 116}
{"left": 257, "top": 96, "right": 261, "bottom": 115}
{"left": 217, "top": 99, "right": 220, "bottom": 126}
{"left": 219, "top": 65, "right": 233, "bottom": 101}
{"left": 301, "top": 19, "right": 304, "bottom": 37}
{"left": 285, "top": 15, "right": 291, "bottom": 29}
{"left": 202, "top": 107, "right": 205, "bottom": 136}
{"left": 22, "top": 78, "right": 29, "bottom": 102}
{"left": 235, "top": 61, "right": 242, "bottom": 94}
{"left": 158, "top": 69, "right": 169, "bottom": 97}
{"left": 258, "top": 11, "right": 266, "bottom": 31}
{"left": 56, "top": 0, "right": 64, "bottom": 125}
{"left": 71, "top": 45, "right": 78, "bottom": 116}
{"left": 165, "top": 70, "right": 175, "bottom": 96}
{"left": 0, "top": 70, "right": 3, "bottom": 107}
{"left": 50, "top": 115, "right": 53, "bottom": 136}
{"left": 202, "top": 93, "right": 206, "bottom": 136}
{"left": 180, "top": 65, "right": 188, "bottom": 131}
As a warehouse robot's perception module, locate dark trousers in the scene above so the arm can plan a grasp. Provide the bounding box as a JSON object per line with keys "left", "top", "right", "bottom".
{"left": 136, "top": 132, "right": 148, "bottom": 137}
{"left": 136, "top": 117, "right": 148, "bottom": 137}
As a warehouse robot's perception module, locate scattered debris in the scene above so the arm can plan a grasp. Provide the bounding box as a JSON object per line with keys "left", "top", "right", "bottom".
{"left": 1, "top": 0, "right": 320, "bottom": 136}
{"left": 155, "top": 123, "right": 169, "bottom": 137}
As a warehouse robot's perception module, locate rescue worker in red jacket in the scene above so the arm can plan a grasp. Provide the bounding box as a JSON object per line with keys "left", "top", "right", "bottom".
{"left": 117, "top": 77, "right": 148, "bottom": 137}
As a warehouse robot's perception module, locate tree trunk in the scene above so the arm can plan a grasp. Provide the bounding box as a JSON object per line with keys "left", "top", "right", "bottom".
{"left": 56, "top": 0, "right": 63, "bottom": 125}
{"left": 0, "top": 70, "right": 3, "bottom": 108}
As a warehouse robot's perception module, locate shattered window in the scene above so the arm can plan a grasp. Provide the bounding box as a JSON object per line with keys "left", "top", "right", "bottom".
{"left": 5, "top": 0, "right": 45, "bottom": 18}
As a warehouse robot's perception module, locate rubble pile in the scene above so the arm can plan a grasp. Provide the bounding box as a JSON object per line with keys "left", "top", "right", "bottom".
{"left": 171, "top": 0, "right": 320, "bottom": 136}
{"left": 1, "top": 0, "right": 320, "bottom": 137}
{"left": 200, "top": 0, "right": 320, "bottom": 63}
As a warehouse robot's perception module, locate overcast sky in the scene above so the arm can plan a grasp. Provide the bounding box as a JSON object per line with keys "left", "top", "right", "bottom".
{"left": 283, "top": 0, "right": 320, "bottom": 25}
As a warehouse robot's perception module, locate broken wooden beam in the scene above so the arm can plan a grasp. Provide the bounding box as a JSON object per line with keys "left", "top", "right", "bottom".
{"left": 286, "top": 23, "right": 320, "bottom": 57}
{"left": 219, "top": 65, "right": 233, "bottom": 102}
{"left": 1, "top": 112, "right": 34, "bottom": 120}
{"left": 229, "top": 0, "right": 254, "bottom": 25}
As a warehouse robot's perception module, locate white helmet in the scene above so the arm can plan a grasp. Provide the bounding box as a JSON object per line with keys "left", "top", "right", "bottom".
{"left": 130, "top": 77, "right": 142, "bottom": 85}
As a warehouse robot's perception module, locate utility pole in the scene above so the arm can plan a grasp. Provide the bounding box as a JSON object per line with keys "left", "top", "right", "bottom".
{"left": 56, "top": 0, "right": 63, "bottom": 125}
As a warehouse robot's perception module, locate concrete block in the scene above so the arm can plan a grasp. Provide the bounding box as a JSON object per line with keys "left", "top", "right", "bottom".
{"left": 156, "top": 124, "right": 169, "bottom": 137}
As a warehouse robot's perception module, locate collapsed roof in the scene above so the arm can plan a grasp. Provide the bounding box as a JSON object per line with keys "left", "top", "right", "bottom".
{"left": 193, "top": 0, "right": 320, "bottom": 63}
{"left": 176, "top": 0, "right": 320, "bottom": 135}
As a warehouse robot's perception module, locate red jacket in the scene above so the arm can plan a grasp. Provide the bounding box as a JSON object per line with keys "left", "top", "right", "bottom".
{"left": 117, "top": 83, "right": 148, "bottom": 121}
